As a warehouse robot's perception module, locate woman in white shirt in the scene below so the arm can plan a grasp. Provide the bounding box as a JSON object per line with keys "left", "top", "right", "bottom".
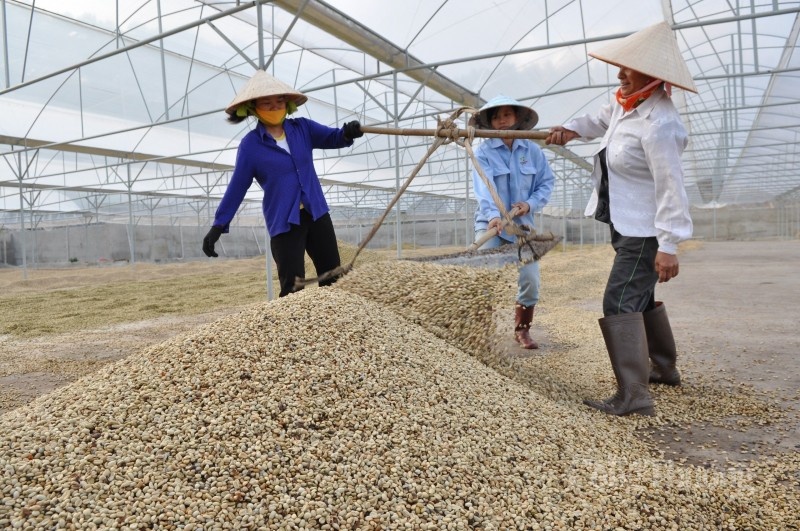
{"left": 546, "top": 21, "right": 696, "bottom": 417}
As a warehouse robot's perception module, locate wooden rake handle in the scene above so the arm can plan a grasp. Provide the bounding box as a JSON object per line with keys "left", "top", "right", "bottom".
{"left": 467, "top": 206, "right": 523, "bottom": 252}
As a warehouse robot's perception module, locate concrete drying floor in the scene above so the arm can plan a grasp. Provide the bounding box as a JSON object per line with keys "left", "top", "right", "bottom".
{"left": 469, "top": 239, "right": 800, "bottom": 469}
{"left": 648, "top": 240, "right": 800, "bottom": 465}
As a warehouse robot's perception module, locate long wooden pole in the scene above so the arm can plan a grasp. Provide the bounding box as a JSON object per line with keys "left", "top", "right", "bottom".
{"left": 294, "top": 120, "right": 549, "bottom": 288}
{"left": 360, "top": 125, "right": 549, "bottom": 140}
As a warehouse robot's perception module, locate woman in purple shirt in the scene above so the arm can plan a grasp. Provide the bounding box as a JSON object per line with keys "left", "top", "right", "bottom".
{"left": 202, "top": 70, "right": 363, "bottom": 297}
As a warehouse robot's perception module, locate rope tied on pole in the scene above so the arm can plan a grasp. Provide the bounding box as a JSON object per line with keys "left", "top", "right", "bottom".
{"left": 294, "top": 107, "right": 556, "bottom": 289}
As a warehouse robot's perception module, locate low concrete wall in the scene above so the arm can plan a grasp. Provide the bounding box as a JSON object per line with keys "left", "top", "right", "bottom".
{"left": 1, "top": 203, "right": 797, "bottom": 266}
{"left": 1, "top": 223, "right": 267, "bottom": 266}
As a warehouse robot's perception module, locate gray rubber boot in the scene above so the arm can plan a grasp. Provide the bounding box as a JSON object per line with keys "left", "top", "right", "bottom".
{"left": 644, "top": 302, "right": 681, "bottom": 386}
{"left": 584, "top": 313, "right": 655, "bottom": 416}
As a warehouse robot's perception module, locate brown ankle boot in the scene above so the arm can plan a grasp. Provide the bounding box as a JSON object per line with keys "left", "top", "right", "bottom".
{"left": 514, "top": 303, "right": 538, "bottom": 349}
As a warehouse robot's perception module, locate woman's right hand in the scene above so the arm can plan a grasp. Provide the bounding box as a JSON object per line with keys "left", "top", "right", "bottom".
{"left": 545, "top": 126, "right": 579, "bottom": 146}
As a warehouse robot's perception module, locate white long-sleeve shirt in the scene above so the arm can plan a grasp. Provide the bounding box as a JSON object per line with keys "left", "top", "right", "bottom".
{"left": 565, "top": 87, "right": 693, "bottom": 254}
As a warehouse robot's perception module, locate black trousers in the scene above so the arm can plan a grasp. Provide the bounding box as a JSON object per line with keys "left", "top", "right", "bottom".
{"left": 602, "top": 226, "right": 659, "bottom": 316}
{"left": 269, "top": 210, "right": 341, "bottom": 297}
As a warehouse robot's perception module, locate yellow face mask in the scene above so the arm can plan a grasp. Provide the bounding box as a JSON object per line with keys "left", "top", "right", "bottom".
{"left": 255, "top": 107, "right": 287, "bottom": 126}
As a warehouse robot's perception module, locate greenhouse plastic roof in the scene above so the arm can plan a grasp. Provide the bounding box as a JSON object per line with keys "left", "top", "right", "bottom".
{"left": 1, "top": 0, "right": 799, "bottom": 227}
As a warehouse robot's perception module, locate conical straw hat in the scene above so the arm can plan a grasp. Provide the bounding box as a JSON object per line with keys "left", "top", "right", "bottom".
{"left": 589, "top": 21, "right": 698, "bottom": 93}
{"left": 468, "top": 94, "right": 539, "bottom": 130}
{"left": 225, "top": 70, "right": 308, "bottom": 114}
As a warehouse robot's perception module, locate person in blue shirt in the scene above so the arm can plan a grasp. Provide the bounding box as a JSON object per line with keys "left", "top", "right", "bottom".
{"left": 470, "top": 95, "right": 555, "bottom": 349}
{"left": 202, "top": 70, "right": 363, "bottom": 297}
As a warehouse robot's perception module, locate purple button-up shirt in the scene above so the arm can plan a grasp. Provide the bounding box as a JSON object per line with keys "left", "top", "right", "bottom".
{"left": 213, "top": 118, "right": 353, "bottom": 237}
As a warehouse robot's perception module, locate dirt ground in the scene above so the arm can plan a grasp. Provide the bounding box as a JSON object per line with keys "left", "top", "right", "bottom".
{"left": 1, "top": 241, "right": 798, "bottom": 472}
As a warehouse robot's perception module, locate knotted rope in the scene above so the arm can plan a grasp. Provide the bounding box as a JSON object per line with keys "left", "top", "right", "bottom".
{"left": 294, "top": 107, "right": 551, "bottom": 289}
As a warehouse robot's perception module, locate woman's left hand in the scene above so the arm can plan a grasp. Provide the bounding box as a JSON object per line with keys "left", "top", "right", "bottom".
{"left": 511, "top": 202, "right": 530, "bottom": 215}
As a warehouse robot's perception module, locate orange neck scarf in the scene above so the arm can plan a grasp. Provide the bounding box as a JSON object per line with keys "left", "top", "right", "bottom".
{"left": 615, "top": 79, "right": 664, "bottom": 112}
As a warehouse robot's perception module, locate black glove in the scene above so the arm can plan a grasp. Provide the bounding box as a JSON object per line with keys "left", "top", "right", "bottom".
{"left": 202, "top": 225, "right": 224, "bottom": 257}
{"left": 342, "top": 120, "right": 363, "bottom": 140}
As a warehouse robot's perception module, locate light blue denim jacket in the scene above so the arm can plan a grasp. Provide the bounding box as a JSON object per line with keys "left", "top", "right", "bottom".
{"left": 472, "top": 137, "right": 555, "bottom": 242}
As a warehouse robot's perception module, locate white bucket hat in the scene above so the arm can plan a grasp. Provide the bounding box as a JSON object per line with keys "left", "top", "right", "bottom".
{"left": 225, "top": 70, "right": 308, "bottom": 115}
{"left": 588, "top": 21, "right": 698, "bottom": 93}
{"left": 468, "top": 94, "right": 539, "bottom": 130}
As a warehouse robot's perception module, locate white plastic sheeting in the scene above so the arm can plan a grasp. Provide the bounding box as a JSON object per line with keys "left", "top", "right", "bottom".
{"left": 1, "top": 0, "right": 799, "bottom": 228}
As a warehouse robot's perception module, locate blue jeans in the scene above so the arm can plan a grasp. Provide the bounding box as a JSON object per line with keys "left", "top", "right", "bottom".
{"left": 474, "top": 229, "right": 541, "bottom": 307}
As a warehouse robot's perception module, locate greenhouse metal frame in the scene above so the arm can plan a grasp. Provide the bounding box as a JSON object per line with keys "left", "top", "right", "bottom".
{"left": 1, "top": 0, "right": 799, "bottom": 272}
